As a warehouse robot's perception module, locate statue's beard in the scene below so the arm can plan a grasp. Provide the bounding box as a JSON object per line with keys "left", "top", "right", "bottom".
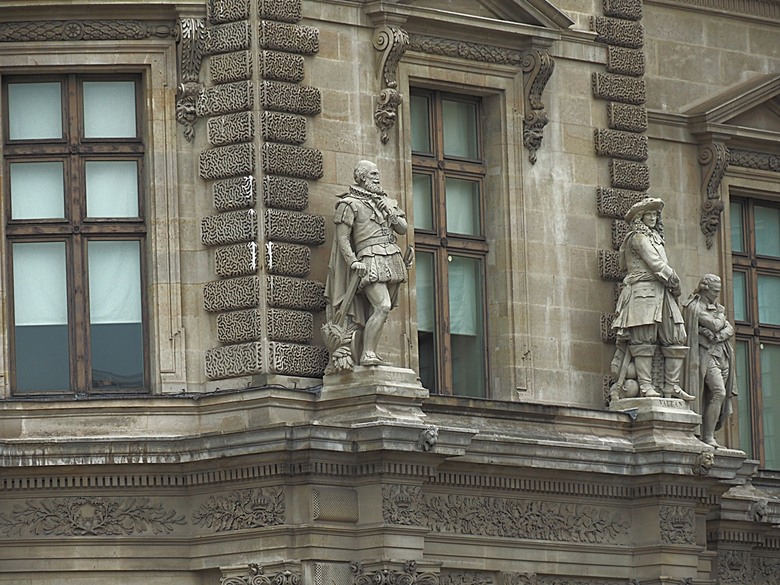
{"left": 361, "top": 181, "right": 385, "bottom": 196}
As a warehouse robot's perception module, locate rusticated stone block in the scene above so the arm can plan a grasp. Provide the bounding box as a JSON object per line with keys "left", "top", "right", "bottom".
{"left": 266, "top": 242, "right": 311, "bottom": 276}
{"left": 204, "top": 276, "right": 260, "bottom": 312}
{"left": 606, "top": 46, "right": 645, "bottom": 77}
{"left": 199, "top": 143, "right": 255, "bottom": 180}
{"left": 196, "top": 81, "right": 254, "bottom": 117}
{"left": 265, "top": 209, "right": 325, "bottom": 246}
{"left": 612, "top": 219, "right": 630, "bottom": 249}
{"left": 597, "top": 187, "right": 649, "bottom": 218}
{"left": 208, "top": 0, "right": 249, "bottom": 24}
{"left": 215, "top": 242, "right": 259, "bottom": 278}
{"left": 259, "top": 0, "right": 302, "bottom": 23}
{"left": 594, "top": 129, "right": 648, "bottom": 161}
{"left": 592, "top": 73, "right": 646, "bottom": 105}
{"left": 260, "top": 50, "right": 305, "bottom": 83}
{"left": 217, "top": 309, "right": 262, "bottom": 344}
{"left": 202, "top": 209, "right": 258, "bottom": 246}
{"left": 591, "top": 16, "right": 643, "bottom": 49}
{"left": 260, "top": 81, "right": 321, "bottom": 116}
{"left": 214, "top": 176, "right": 257, "bottom": 211}
{"left": 263, "top": 176, "right": 308, "bottom": 211}
{"left": 607, "top": 103, "right": 647, "bottom": 133}
{"left": 262, "top": 112, "right": 306, "bottom": 145}
{"left": 598, "top": 249, "right": 625, "bottom": 281}
{"left": 262, "top": 143, "right": 323, "bottom": 180}
{"left": 207, "top": 111, "right": 255, "bottom": 146}
{"left": 210, "top": 51, "right": 253, "bottom": 84}
{"left": 610, "top": 159, "right": 650, "bottom": 191}
{"left": 205, "top": 341, "right": 262, "bottom": 380}
{"left": 206, "top": 21, "right": 251, "bottom": 55}
{"left": 267, "top": 275, "right": 325, "bottom": 311}
{"left": 603, "top": 0, "right": 643, "bottom": 20}
{"left": 259, "top": 21, "right": 319, "bottom": 55}
{"left": 268, "top": 308, "right": 314, "bottom": 343}
{"left": 269, "top": 341, "right": 328, "bottom": 378}
{"left": 601, "top": 312, "right": 617, "bottom": 343}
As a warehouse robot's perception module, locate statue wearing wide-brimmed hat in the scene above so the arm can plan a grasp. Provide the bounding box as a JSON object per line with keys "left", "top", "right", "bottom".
{"left": 610, "top": 197, "right": 694, "bottom": 402}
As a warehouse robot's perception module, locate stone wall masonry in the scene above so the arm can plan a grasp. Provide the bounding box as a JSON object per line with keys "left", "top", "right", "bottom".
{"left": 199, "top": 0, "right": 326, "bottom": 381}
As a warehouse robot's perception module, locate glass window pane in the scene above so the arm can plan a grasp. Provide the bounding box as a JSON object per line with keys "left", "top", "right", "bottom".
{"left": 86, "top": 160, "right": 139, "bottom": 218}
{"left": 757, "top": 274, "right": 780, "bottom": 325}
{"left": 733, "top": 271, "right": 747, "bottom": 322}
{"left": 735, "top": 340, "right": 753, "bottom": 459}
{"left": 730, "top": 201, "right": 744, "bottom": 253}
{"left": 416, "top": 251, "right": 436, "bottom": 391}
{"left": 442, "top": 99, "right": 478, "bottom": 159}
{"left": 760, "top": 343, "right": 780, "bottom": 469}
{"left": 8, "top": 82, "right": 63, "bottom": 140}
{"left": 83, "top": 81, "right": 137, "bottom": 138}
{"left": 448, "top": 255, "right": 485, "bottom": 397}
{"left": 410, "top": 95, "right": 431, "bottom": 153}
{"left": 446, "top": 177, "right": 480, "bottom": 236}
{"left": 755, "top": 205, "right": 780, "bottom": 257}
{"left": 10, "top": 161, "right": 65, "bottom": 220}
{"left": 413, "top": 173, "right": 434, "bottom": 231}
{"left": 12, "top": 242, "right": 70, "bottom": 392}
{"left": 88, "top": 240, "right": 144, "bottom": 389}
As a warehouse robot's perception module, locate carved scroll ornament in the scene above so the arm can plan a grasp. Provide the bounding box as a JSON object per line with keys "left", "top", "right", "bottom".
{"left": 521, "top": 49, "right": 555, "bottom": 164}
{"left": 222, "top": 564, "right": 301, "bottom": 585}
{"left": 176, "top": 17, "right": 207, "bottom": 142}
{"left": 351, "top": 560, "right": 439, "bottom": 585}
{"left": 373, "top": 25, "right": 410, "bottom": 144}
{"left": 698, "top": 142, "right": 729, "bottom": 249}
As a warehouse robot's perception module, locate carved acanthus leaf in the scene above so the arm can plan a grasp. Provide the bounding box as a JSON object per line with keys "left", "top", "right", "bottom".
{"left": 351, "top": 560, "right": 440, "bottom": 585}
{"left": 193, "top": 488, "right": 284, "bottom": 532}
{"left": 373, "top": 25, "right": 409, "bottom": 144}
{"left": 698, "top": 142, "right": 729, "bottom": 248}
{"left": 521, "top": 50, "right": 555, "bottom": 164}
{"left": 176, "top": 17, "right": 207, "bottom": 142}
{"left": 0, "top": 19, "right": 173, "bottom": 42}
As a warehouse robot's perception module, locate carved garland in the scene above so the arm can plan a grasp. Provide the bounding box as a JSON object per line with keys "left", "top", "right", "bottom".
{"left": 0, "top": 19, "right": 173, "bottom": 42}
{"left": 193, "top": 488, "right": 284, "bottom": 532}
{"left": 222, "top": 564, "right": 301, "bottom": 585}
{"left": 373, "top": 25, "right": 409, "bottom": 144}
{"left": 176, "top": 18, "right": 207, "bottom": 142}
{"left": 351, "top": 561, "right": 439, "bottom": 585}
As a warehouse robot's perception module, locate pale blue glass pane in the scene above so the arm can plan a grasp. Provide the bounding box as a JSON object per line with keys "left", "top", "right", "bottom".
{"left": 413, "top": 173, "right": 433, "bottom": 231}
{"left": 10, "top": 161, "right": 65, "bottom": 219}
{"left": 8, "top": 82, "right": 62, "bottom": 140}
{"left": 83, "top": 81, "right": 137, "bottom": 138}
{"left": 410, "top": 95, "right": 431, "bottom": 153}
{"left": 448, "top": 255, "right": 485, "bottom": 397}
{"left": 442, "top": 99, "right": 478, "bottom": 159}
{"left": 760, "top": 343, "right": 780, "bottom": 469}
{"left": 85, "top": 161, "right": 139, "bottom": 218}
{"left": 735, "top": 340, "right": 753, "bottom": 459}
{"left": 733, "top": 271, "right": 747, "bottom": 322}
{"left": 755, "top": 205, "right": 780, "bottom": 257}
{"left": 730, "top": 201, "right": 744, "bottom": 253}
{"left": 446, "top": 177, "right": 480, "bottom": 236}
{"left": 415, "top": 251, "right": 436, "bottom": 391}
{"left": 757, "top": 274, "right": 780, "bottom": 325}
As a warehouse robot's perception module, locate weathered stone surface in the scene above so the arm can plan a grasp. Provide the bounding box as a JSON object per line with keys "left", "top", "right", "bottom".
{"left": 216, "top": 308, "right": 263, "bottom": 344}
{"left": 210, "top": 50, "right": 253, "bottom": 84}
{"left": 263, "top": 175, "right": 309, "bottom": 210}
{"left": 259, "top": 21, "right": 318, "bottom": 55}
{"left": 206, "top": 21, "right": 251, "bottom": 55}
{"left": 597, "top": 187, "right": 649, "bottom": 218}
{"left": 201, "top": 209, "right": 258, "bottom": 246}
{"left": 199, "top": 143, "right": 255, "bottom": 180}
{"left": 215, "top": 242, "right": 259, "bottom": 278}
{"left": 205, "top": 341, "right": 262, "bottom": 379}
{"left": 208, "top": 0, "right": 250, "bottom": 24}
{"left": 196, "top": 81, "right": 254, "bottom": 117}
{"left": 260, "top": 50, "right": 305, "bottom": 83}
{"left": 592, "top": 16, "right": 644, "bottom": 49}
{"left": 204, "top": 276, "right": 260, "bottom": 312}
{"left": 265, "top": 209, "right": 325, "bottom": 245}
{"left": 261, "top": 111, "right": 307, "bottom": 145}
{"left": 207, "top": 111, "right": 255, "bottom": 146}
{"left": 594, "top": 128, "right": 648, "bottom": 161}
{"left": 269, "top": 341, "right": 328, "bottom": 377}
{"left": 598, "top": 249, "right": 624, "bottom": 281}
{"left": 607, "top": 102, "right": 647, "bottom": 133}
{"left": 606, "top": 46, "right": 645, "bottom": 77}
{"left": 592, "top": 73, "right": 646, "bottom": 105}
{"left": 259, "top": 0, "right": 302, "bottom": 23}
{"left": 262, "top": 143, "right": 323, "bottom": 179}
{"left": 213, "top": 175, "right": 257, "bottom": 211}
{"left": 260, "top": 80, "right": 321, "bottom": 116}
{"left": 603, "top": 0, "right": 643, "bottom": 20}
{"left": 266, "top": 275, "right": 325, "bottom": 311}
{"left": 609, "top": 159, "right": 650, "bottom": 190}
{"left": 265, "top": 242, "right": 311, "bottom": 276}
{"left": 268, "top": 308, "right": 314, "bottom": 343}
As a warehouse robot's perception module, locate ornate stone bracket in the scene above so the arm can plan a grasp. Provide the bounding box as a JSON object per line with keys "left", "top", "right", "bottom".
{"left": 373, "top": 25, "right": 409, "bottom": 144}
{"left": 351, "top": 560, "right": 439, "bottom": 585}
{"left": 698, "top": 141, "right": 729, "bottom": 249}
{"left": 521, "top": 49, "right": 554, "bottom": 164}
{"left": 175, "top": 17, "right": 206, "bottom": 142}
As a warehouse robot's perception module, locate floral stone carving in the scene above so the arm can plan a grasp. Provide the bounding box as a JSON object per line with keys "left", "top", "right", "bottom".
{"left": 222, "top": 564, "right": 301, "bottom": 585}
{"left": 521, "top": 49, "right": 555, "bottom": 164}
{"left": 351, "top": 560, "right": 439, "bottom": 585}
{"left": 193, "top": 488, "right": 284, "bottom": 532}
{"left": 373, "top": 25, "right": 409, "bottom": 144}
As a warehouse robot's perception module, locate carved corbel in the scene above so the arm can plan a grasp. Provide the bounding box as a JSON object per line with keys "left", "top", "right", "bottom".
{"left": 175, "top": 17, "right": 206, "bottom": 142}
{"left": 521, "top": 49, "right": 554, "bottom": 164}
{"left": 373, "top": 25, "right": 409, "bottom": 144}
{"left": 698, "top": 141, "right": 729, "bottom": 249}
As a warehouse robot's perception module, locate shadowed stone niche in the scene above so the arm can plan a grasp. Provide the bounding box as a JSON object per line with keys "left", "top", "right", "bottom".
{"left": 199, "top": 0, "right": 328, "bottom": 383}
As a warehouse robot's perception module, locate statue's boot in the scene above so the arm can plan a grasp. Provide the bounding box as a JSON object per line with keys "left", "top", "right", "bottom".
{"left": 630, "top": 344, "right": 661, "bottom": 398}
{"left": 702, "top": 399, "right": 723, "bottom": 447}
{"left": 661, "top": 345, "right": 695, "bottom": 401}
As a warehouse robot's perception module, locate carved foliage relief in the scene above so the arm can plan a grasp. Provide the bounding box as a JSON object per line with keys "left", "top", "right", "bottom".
{"left": 193, "top": 488, "right": 284, "bottom": 532}
{"left": 373, "top": 25, "right": 409, "bottom": 144}
{"left": 351, "top": 561, "right": 439, "bottom": 585}
{"left": 659, "top": 505, "right": 695, "bottom": 545}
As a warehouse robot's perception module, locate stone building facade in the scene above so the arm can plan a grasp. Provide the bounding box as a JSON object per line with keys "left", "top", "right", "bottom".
{"left": 0, "top": 0, "right": 779, "bottom": 584}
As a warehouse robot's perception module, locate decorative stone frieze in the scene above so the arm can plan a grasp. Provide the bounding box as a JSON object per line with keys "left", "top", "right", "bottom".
{"left": 261, "top": 112, "right": 307, "bottom": 145}
{"left": 592, "top": 73, "right": 646, "bottom": 105}
{"left": 596, "top": 187, "right": 648, "bottom": 218}
{"left": 266, "top": 275, "right": 326, "bottom": 311}
{"left": 268, "top": 309, "right": 314, "bottom": 343}
{"left": 208, "top": 0, "right": 250, "bottom": 24}
{"left": 258, "top": 0, "right": 303, "bottom": 23}
{"left": 607, "top": 103, "right": 647, "bottom": 133}
{"left": 211, "top": 50, "right": 253, "bottom": 84}
{"left": 265, "top": 242, "right": 311, "bottom": 276}
{"left": 441, "top": 572, "right": 493, "bottom": 585}
{"left": 264, "top": 209, "right": 325, "bottom": 245}
{"left": 176, "top": 18, "right": 206, "bottom": 142}
{"left": 263, "top": 176, "right": 309, "bottom": 210}
{"left": 598, "top": 249, "right": 624, "bottom": 281}
{"left": 591, "top": 16, "right": 644, "bottom": 49}
{"left": 609, "top": 159, "right": 650, "bottom": 190}
{"left": 606, "top": 46, "right": 645, "bottom": 77}
{"left": 204, "top": 276, "right": 261, "bottom": 312}
{"left": 698, "top": 142, "right": 729, "bottom": 248}
{"left": 217, "top": 309, "right": 262, "bottom": 343}
{"left": 260, "top": 80, "right": 322, "bottom": 115}
{"left": 222, "top": 564, "right": 302, "bottom": 585}
{"left": 603, "top": 0, "right": 643, "bottom": 20}
{"left": 351, "top": 561, "right": 439, "bottom": 585}
{"left": 660, "top": 505, "right": 696, "bottom": 544}
{"left": 205, "top": 341, "right": 262, "bottom": 379}
{"left": 373, "top": 25, "right": 409, "bottom": 144}
{"left": 383, "top": 484, "right": 425, "bottom": 526}
{"left": 311, "top": 487, "right": 359, "bottom": 522}
{"left": 718, "top": 549, "right": 780, "bottom": 585}
{"left": 201, "top": 209, "right": 258, "bottom": 246}
{"left": 728, "top": 148, "right": 780, "bottom": 172}
{"left": 262, "top": 143, "right": 324, "bottom": 179}
{"left": 0, "top": 19, "right": 174, "bottom": 42}
{"left": 196, "top": 80, "right": 254, "bottom": 117}
{"left": 214, "top": 176, "right": 257, "bottom": 211}
{"left": 268, "top": 341, "right": 328, "bottom": 376}
{"left": 207, "top": 111, "right": 256, "bottom": 146}
{"left": 215, "top": 242, "right": 259, "bottom": 278}
{"left": 409, "top": 34, "right": 522, "bottom": 65}
{"left": 199, "top": 142, "right": 256, "bottom": 180}
{"left": 522, "top": 49, "right": 555, "bottom": 164}
{"left": 259, "top": 21, "right": 318, "bottom": 54}
{"left": 193, "top": 488, "right": 284, "bottom": 532}
{"left": 594, "top": 129, "right": 648, "bottom": 161}
{"left": 260, "top": 50, "right": 305, "bottom": 83}
{"left": 206, "top": 20, "right": 251, "bottom": 55}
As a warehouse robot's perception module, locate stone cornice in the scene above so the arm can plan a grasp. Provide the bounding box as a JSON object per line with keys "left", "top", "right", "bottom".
{"left": 646, "top": 0, "right": 780, "bottom": 23}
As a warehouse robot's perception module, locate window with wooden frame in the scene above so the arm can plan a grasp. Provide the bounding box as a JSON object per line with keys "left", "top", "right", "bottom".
{"left": 730, "top": 194, "right": 780, "bottom": 468}
{"left": 3, "top": 74, "right": 148, "bottom": 395}
{"left": 410, "top": 88, "right": 488, "bottom": 397}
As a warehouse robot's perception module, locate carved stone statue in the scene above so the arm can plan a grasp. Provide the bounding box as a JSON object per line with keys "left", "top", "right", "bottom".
{"left": 323, "top": 160, "right": 411, "bottom": 371}
{"left": 682, "top": 274, "right": 736, "bottom": 447}
{"left": 610, "top": 197, "right": 694, "bottom": 402}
